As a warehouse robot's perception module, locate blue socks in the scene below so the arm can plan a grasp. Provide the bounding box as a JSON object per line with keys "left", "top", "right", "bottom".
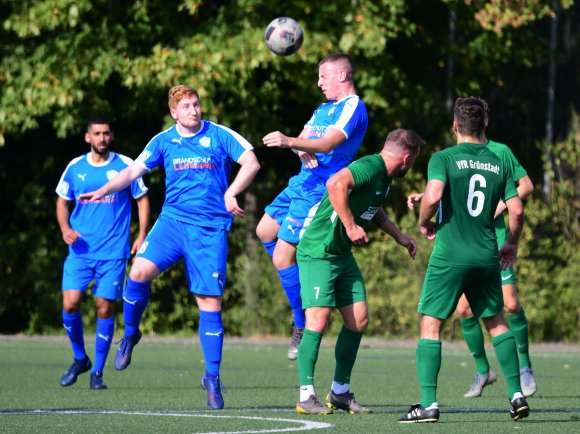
{"left": 278, "top": 265, "right": 305, "bottom": 329}
{"left": 62, "top": 310, "right": 86, "bottom": 361}
{"left": 93, "top": 316, "right": 115, "bottom": 374}
{"left": 199, "top": 310, "right": 224, "bottom": 377}
{"left": 262, "top": 240, "right": 277, "bottom": 257}
{"left": 123, "top": 278, "right": 150, "bottom": 337}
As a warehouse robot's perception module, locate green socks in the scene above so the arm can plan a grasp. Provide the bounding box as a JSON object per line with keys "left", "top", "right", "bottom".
{"left": 460, "top": 316, "right": 491, "bottom": 374}
{"left": 492, "top": 331, "right": 521, "bottom": 398}
{"left": 298, "top": 329, "right": 322, "bottom": 386}
{"left": 334, "top": 326, "right": 363, "bottom": 384}
{"left": 507, "top": 308, "right": 532, "bottom": 369}
{"left": 417, "top": 338, "right": 442, "bottom": 407}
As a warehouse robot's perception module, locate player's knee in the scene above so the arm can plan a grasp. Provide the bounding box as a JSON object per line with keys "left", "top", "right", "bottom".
{"left": 456, "top": 305, "right": 472, "bottom": 318}
{"left": 272, "top": 252, "right": 294, "bottom": 270}
{"left": 503, "top": 300, "right": 520, "bottom": 315}
{"left": 62, "top": 302, "right": 80, "bottom": 314}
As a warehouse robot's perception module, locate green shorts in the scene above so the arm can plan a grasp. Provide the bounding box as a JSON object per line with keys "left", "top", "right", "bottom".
{"left": 418, "top": 263, "right": 503, "bottom": 320}
{"left": 500, "top": 266, "right": 516, "bottom": 285}
{"left": 298, "top": 253, "right": 366, "bottom": 309}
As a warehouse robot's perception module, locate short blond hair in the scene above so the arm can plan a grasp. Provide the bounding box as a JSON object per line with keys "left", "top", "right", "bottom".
{"left": 168, "top": 85, "right": 199, "bottom": 109}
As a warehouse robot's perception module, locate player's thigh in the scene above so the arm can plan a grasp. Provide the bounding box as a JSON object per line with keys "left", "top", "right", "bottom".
{"left": 455, "top": 293, "right": 473, "bottom": 318}
{"left": 93, "top": 259, "right": 126, "bottom": 301}
{"left": 184, "top": 225, "right": 227, "bottom": 297}
{"left": 298, "top": 255, "right": 339, "bottom": 309}
{"left": 62, "top": 256, "right": 96, "bottom": 291}
{"left": 464, "top": 267, "right": 503, "bottom": 319}
{"left": 136, "top": 215, "right": 184, "bottom": 272}
{"left": 256, "top": 212, "right": 280, "bottom": 242}
{"left": 418, "top": 264, "right": 467, "bottom": 320}
{"left": 334, "top": 254, "right": 366, "bottom": 309}
{"left": 279, "top": 181, "right": 325, "bottom": 244}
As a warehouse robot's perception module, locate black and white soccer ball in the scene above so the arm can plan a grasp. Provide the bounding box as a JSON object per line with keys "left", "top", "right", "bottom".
{"left": 264, "top": 17, "right": 304, "bottom": 56}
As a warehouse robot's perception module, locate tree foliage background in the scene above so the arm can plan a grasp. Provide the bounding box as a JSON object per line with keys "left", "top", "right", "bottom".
{"left": 0, "top": 0, "right": 578, "bottom": 341}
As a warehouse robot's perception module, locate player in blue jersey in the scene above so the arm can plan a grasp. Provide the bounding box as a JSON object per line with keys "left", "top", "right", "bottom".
{"left": 56, "top": 116, "right": 150, "bottom": 390}
{"left": 256, "top": 53, "right": 368, "bottom": 360}
{"left": 79, "top": 85, "right": 260, "bottom": 409}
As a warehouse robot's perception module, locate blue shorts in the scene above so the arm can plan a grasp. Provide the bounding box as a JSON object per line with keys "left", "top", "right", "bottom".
{"left": 62, "top": 257, "right": 126, "bottom": 301}
{"left": 137, "top": 214, "right": 227, "bottom": 296}
{"left": 265, "top": 176, "right": 326, "bottom": 244}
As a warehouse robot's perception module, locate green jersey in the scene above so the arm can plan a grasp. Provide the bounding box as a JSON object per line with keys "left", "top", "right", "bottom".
{"left": 428, "top": 142, "right": 518, "bottom": 268}
{"left": 487, "top": 140, "right": 527, "bottom": 248}
{"left": 297, "top": 154, "right": 393, "bottom": 260}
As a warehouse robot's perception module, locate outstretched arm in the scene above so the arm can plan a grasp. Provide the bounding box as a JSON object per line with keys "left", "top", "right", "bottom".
{"left": 79, "top": 164, "right": 147, "bottom": 202}
{"left": 418, "top": 179, "right": 445, "bottom": 240}
{"left": 372, "top": 209, "right": 417, "bottom": 259}
{"left": 263, "top": 127, "right": 346, "bottom": 154}
{"left": 224, "top": 150, "right": 260, "bottom": 217}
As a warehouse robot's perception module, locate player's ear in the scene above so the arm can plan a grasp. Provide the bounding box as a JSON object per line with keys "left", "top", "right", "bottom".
{"left": 84, "top": 132, "right": 90, "bottom": 144}
{"left": 452, "top": 120, "right": 458, "bottom": 134}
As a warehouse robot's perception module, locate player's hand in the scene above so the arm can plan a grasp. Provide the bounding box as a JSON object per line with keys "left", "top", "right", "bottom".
{"left": 419, "top": 221, "right": 436, "bottom": 240}
{"left": 407, "top": 192, "right": 424, "bottom": 210}
{"left": 346, "top": 224, "right": 369, "bottom": 246}
{"left": 498, "top": 240, "right": 518, "bottom": 270}
{"left": 130, "top": 236, "right": 146, "bottom": 260}
{"left": 262, "top": 131, "right": 290, "bottom": 148}
{"left": 298, "top": 151, "right": 318, "bottom": 169}
{"left": 62, "top": 227, "right": 81, "bottom": 245}
{"left": 398, "top": 235, "right": 417, "bottom": 259}
{"left": 78, "top": 190, "right": 104, "bottom": 202}
{"left": 224, "top": 191, "right": 245, "bottom": 217}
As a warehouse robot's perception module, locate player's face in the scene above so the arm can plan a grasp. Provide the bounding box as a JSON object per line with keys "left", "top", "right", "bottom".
{"left": 171, "top": 95, "right": 202, "bottom": 132}
{"left": 317, "top": 62, "right": 342, "bottom": 101}
{"left": 85, "top": 124, "right": 113, "bottom": 156}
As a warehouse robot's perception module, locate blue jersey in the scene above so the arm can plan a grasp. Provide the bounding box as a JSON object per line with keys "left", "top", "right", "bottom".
{"left": 56, "top": 152, "right": 148, "bottom": 260}
{"left": 135, "top": 121, "right": 253, "bottom": 231}
{"left": 297, "top": 95, "right": 368, "bottom": 187}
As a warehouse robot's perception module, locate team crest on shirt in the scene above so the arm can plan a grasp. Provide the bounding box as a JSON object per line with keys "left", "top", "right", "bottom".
{"left": 328, "top": 107, "right": 336, "bottom": 116}
{"left": 106, "top": 170, "right": 119, "bottom": 181}
{"left": 199, "top": 136, "right": 211, "bottom": 148}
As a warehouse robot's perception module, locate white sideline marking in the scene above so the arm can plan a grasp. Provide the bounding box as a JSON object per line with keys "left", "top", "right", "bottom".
{"left": 1, "top": 409, "right": 333, "bottom": 433}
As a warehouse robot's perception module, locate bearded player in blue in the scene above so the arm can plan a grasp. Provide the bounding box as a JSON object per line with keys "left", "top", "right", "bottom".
{"left": 80, "top": 85, "right": 260, "bottom": 409}
{"left": 56, "top": 116, "right": 150, "bottom": 390}
{"left": 257, "top": 53, "right": 368, "bottom": 360}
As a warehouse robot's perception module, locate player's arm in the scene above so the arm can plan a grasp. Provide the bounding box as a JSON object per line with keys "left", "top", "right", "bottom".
{"left": 326, "top": 167, "right": 369, "bottom": 245}
{"left": 372, "top": 209, "right": 417, "bottom": 259}
{"left": 494, "top": 174, "right": 534, "bottom": 218}
{"left": 418, "top": 179, "right": 445, "bottom": 240}
{"left": 406, "top": 192, "right": 424, "bottom": 209}
{"left": 498, "top": 195, "right": 524, "bottom": 270}
{"left": 56, "top": 197, "right": 80, "bottom": 245}
{"left": 78, "top": 163, "right": 147, "bottom": 202}
{"left": 131, "top": 194, "right": 151, "bottom": 257}
{"left": 263, "top": 127, "right": 346, "bottom": 154}
{"left": 224, "top": 150, "right": 260, "bottom": 217}
{"left": 294, "top": 127, "right": 319, "bottom": 169}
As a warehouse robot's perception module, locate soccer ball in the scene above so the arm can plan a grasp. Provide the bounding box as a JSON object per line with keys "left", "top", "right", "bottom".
{"left": 264, "top": 17, "right": 304, "bottom": 56}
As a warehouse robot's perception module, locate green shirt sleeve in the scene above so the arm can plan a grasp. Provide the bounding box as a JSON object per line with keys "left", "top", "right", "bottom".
{"left": 427, "top": 151, "right": 447, "bottom": 183}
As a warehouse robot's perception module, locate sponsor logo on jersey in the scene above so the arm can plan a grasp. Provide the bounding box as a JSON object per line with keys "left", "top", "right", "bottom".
{"left": 77, "top": 173, "right": 87, "bottom": 181}
{"left": 78, "top": 195, "right": 117, "bottom": 205}
{"left": 199, "top": 136, "right": 211, "bottom": 148}
{"left": 173, "top": 156, "right": 214, "bottom": 171}
{"left": 360, "top": 206, "right": 380, "bottom": 221}
{"left": 106, "top": 170, "right": 119, "bottom": 181}
{"left": 172, "top": 137, "right": 183, "bottom": 145}
{"left": 308, "top": 125, "right": 327, "bottom": 139}
{"left": 455, "top": 159, "right": 500, "bottom": 174}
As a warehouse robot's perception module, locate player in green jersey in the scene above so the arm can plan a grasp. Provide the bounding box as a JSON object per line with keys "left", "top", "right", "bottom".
{"left": 407, "top": 131, "right": 536, "bottom": 400}
{"left": 294, "top": 129, "right": 424, "bottom": 415}
{"left": 399, "top": 97, "right": 529, "bottom": 423}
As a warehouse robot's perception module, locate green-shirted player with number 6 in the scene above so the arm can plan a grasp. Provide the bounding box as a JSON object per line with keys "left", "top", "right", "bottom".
{"left": 399, "top": 97, "right": 530, "bottom": 424}
{"left": 294, "top": 129, "right": 424, "bottom": 415}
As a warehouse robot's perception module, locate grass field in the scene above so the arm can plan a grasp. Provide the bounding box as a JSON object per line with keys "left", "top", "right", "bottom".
{"left": 0, "top": 337, "right": 578, "bottom": 433}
